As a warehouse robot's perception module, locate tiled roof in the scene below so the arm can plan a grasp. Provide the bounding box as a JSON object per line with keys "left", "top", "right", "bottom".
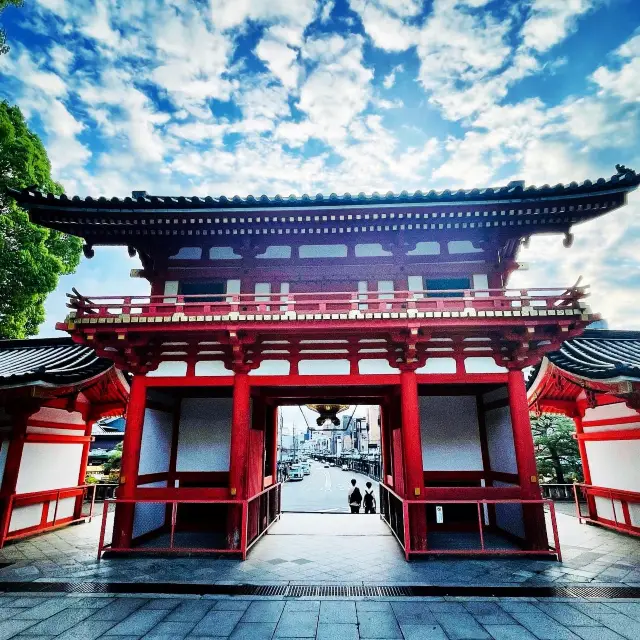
{"left": 0, "top": 337, "right": 114, "bottom": 388}
{"left": 534, "top": 330, "right": 640, "bottom": 383}
{"left": 8, "top": 167, "right": 640, "bottom": 211}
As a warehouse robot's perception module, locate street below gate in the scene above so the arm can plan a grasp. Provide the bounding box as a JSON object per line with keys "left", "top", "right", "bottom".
{"left": 282, "top": 460, "right": 379, "bottom": 513}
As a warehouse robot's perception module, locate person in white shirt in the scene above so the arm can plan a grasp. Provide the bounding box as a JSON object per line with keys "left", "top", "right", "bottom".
{"left": 347, "top": 478, "right": 362, "bottom": 513}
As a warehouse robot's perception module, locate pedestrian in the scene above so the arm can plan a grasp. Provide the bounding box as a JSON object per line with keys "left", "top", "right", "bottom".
{"left": 348, "top": 478, "right": 362, "bottom": 514}
{"left": 363, "top": 481, "right": 376, "bottom": 514}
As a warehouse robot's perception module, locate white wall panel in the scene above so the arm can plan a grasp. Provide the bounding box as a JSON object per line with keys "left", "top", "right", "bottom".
{"left": 147, "top": 361, "right": 188, "bottom": 377}
{"left": 250, "top": 360, "right": 290, "bottom": 376}
{"left": 485, "top": 405, "right": 517, "bottom": 474}
{"left": 493, "top": 481, "right": 525, "bottom": 539}
{"left": 416, "top": 359, "right": 456, "bottom": 374}
{"left": 358, "top": 359, "right": 397, "bottom": 375}
{"left": 16, "top": 443, "right": 83, "bottom": 493}
{"left": 0, "top": 440, "right": 9, "bottom": 488}
{"left": 594, "top": 496, "right": 625, "bottom": 523}
{"left": 139, "top": 408, "right": 173, "bottom": 475}
{"left": 586, "top": 439, "right": 640, "bottom": 492}
{"left": 133, "top": 502, "right": 166, "bottom": 539}
{"left": 176, "top": 398, "right": 233, "bottom": 472}
{"left": 29, "top": 407, "right": 85, "bottom": 425}
{"left": 419, "top": 396, "right": 483, "bottom": 471}
{"left": 195, "top": 361, "right": 233, "bottom": 376}
{"left": 464, "top": 358, "right": 508, "bottom": 373}
{"left": 299, "top": 360, "right": 350, "bottom": 375}
{"left": 584, "top": 402, "right": 639, "bottom": 422}
{"left": 9, "top": 504, "right": 42, "bottom": 532}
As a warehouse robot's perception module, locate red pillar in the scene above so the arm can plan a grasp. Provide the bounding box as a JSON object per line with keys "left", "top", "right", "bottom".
{"left": 74, "top": 418, "right": 94, "bottom": 519}
{"left": 227, "top": 371, "right": 251, "bottom": 549}
{"left": 270, "top": 406, "right": 279, "bottom": 485}
{"left": 379, "top": 402, "right": 390, "bottom": 484}
{"left": 113, "top": 375, "right": 146, "bottom": 547}
{"left": 573, "top": 414, "right": 597, "bottom": 519}
{"left": 508, "top": 368, "right": 546, "bottom": 549}
{"left": 400, "top": 369, "right": 427, "bottom": 551}
{"left": 0, "top": 412, "right": 30, "bottom": 547}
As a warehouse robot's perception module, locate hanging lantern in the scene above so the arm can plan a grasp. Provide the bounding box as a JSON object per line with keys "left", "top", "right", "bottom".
{"left": 306, "top": 404, "right": 349, "bottom": 427}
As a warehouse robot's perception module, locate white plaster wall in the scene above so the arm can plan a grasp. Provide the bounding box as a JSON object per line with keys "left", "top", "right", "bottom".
{"left": 464, "top": 358, "right": 508, "bottom": 373}
{"left": 485, "top": 405, "right": 517, "bottom": 474}
{"left": 195, "top": 361, "right": 233, "bottom": 376}
{"left": 250, "top": 360, "right": 291, "bottom": 376}
{"left": 176, "top": 398, "right": 233, "bottom": 472}
{"left": 29, "top": 406, "right": 85, "bottom": 425}
{"left": 299, "top": 245, "right": 347, "bottom": 258}
{"left": 147, "top": 361, "right": 188, "bottom": 377}
{"left": 170, "top": 247, "right": 202, "bottom": 259}
{"left": 416, "top": 359, "right": 457, "bottom": 374}
{"left": 355, "top": 243, "right": 392, "bottom": 257}
{"left": 16, "top": 443, "right": 83, "bottom": 493}
{"left": 53, "top": 497, "right": 76, "bottom": 520}
{"left": 163, "top": 280, "right": 179, "bottom": 303}
{"left": 138, "top": 408, "right": 173, "bottom": 476}
{"left": 586, "top": 439, "right": 640, "bottom": 492}
{"left": 299, "top": 360, "right": 350, "bottom": 375}
{"left": 472, "top": 274, "right": 489, "bottom": 294}
{"left": 584, "top": 402, "right": 639, "bottom": 422}
{"left": 594, "top": 496, "right": 625, "bottom": 523}
{"left": 419, "top": 396, "right": 483, "bottom": 471}
{"left": 133, "top": 503, "right": 166, "bottom": 539}
{"left": 26, "top": 427, "right": 85, "bottom": 437}
{"left": 358, "top": 359, "right": 397, "bottom": 375}
{"left": 629, "top": 503, "right": 640, "bottom": 527}
{"left": 9, "top": 504, "right": 42, "bottom": 532}
{"left": 493, "top": 481, "right": 525, "bottom": 539}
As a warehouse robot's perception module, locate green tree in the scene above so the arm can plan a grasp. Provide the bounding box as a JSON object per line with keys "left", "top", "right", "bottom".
{"left": 0, "top": 101, "right": 82, "bottom": 338}
{"left": 102, "top": 442, "right": 123, "bottom": 477}
{"left": 530, "top": 412, "right": 583, "bottom": 484}
{"left": 1, "top": 1, "right": 23, "bottom": 55}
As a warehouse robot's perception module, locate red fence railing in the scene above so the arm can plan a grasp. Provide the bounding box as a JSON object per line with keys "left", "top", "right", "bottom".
{"left": 574, "top": 483, "right": 640, "bottom": 537}
{"left": 379, "top": 484, "right": 561, "bottom": 561}
{"left": 65, "top": 286, "right": 588, "bottom": 322}
{"left": 97, "top": 483, "right": 281, "bottom": 560}
{"left": 0, "top": 484, "right": 97, "bottom": 547}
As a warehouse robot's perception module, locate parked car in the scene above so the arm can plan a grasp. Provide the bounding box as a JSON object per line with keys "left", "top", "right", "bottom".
{"left": 323, "top": 463, "right": 330, "bottom": 468}
{"left": 341, "top": 464, "right": 348, "bottom": 471}
{"left": 289, "top": 464, "right": 304, "bottom": 481}
{"left": 302, "top": 461, "right": 311, "bottom": 475}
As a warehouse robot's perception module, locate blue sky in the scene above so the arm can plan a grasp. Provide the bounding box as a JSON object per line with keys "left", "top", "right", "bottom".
{"left": 1, "top": 0, "right": 640, "bottom": 334}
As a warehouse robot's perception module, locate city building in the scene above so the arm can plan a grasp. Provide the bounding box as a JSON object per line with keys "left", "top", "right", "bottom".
{"left": 10, "top": 165, "right": 640, "bottom": 558}
{"left": 0, "top": 338, "right": 129, "bottom": 546}
{"left": 528, "top": 330, "right": 640, "bottom": 536}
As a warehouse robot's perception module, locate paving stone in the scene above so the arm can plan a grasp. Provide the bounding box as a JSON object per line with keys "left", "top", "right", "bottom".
{"left": 0, "top": 619, "right": 38, "bottom": 640}
{"left": 356, "top": 601, "right": 393, "bottom": 612}
{"left": 510, "top": 611, "right": 581, "bottom": 640}
{"left": 65, "top": 597, "right": 115, "bottom": 609}
{"left": 165, "top": 600, "right": 217, "bottom": 622}
{"left": 191, "top": 610, "right": 245, "bottom": 637}
{"left": 89, "top": 598, "right": 148, "bottom": 621}
{"left": 229, "top": 622, "right": 278, "bottom": 640}
{"left": 141, "top": 621, "right": 198, "bottom": 639}
{"left": 358, "top": 610, "right": 403, "bottom": 639}
{"left": 569, "top": 628, "right": 628, "bottom": 640}
{"left": 54, "top": 620, "right": 118, "bottom": 640}
{"left": 105, "top": 608, "right": 170, "bottom": 635}
{"left": 484, "top": 624, "right": 540, "bottom": 640}
{"left": 274, "top": 610, "right": 319, "bottom": 638}
{"left": 432, "top": 612, "right": 491, "bottom": 640}
{"left": 283, "top": 601, "right": 320, "bottom": 612}
{"left": 603, "top": 602, "right": 640, "bottom": 621}
{"left": 319, "top": 601, "right": 357, "bottom": 624}
{"left": 0, "top": 608, "right": 24, "bottom": 622}
{"left": 593, "top": 614, "right": 640, "bottom": 640}
{"left": 14, "top": 597, "right": 71, "bottom": 619}
{"left": 17, "top": 607, "right": 94, "bottom": 636}
{"left": 241, "top": 601, "right": 285, "bottom": 623}
{"left": 391, "top": 602, "right": 437, "bottom": 624}
{"left": 534, "top": 603, "right": 602, "bottom": 626}
{"left": 140, "top": 598, "right": 184, "bottom": 610}
{"left": 316, "top": 622, "right": 359, "bottom": 640}
{"left": 399, "top": 623, "right": 449, "bottom": 640}
{"left": 214, "top": 600, "right": 252, "bottom": 612}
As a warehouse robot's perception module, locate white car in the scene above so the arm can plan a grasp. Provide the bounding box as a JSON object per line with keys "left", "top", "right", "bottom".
{"left": 289, "top": 464, "right": 304, "bottom": 481}
{"left": 341, "top": 464, "right": 348, "bottom": 471}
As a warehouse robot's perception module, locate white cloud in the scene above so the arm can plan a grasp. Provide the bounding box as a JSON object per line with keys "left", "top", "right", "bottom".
{"left": 49, "top": 44, "right": 74, "bottom": 75}
{"left": 383, "top": 64, "right": 403, "bottom": 89}
{"left": 320, "top": 0, "right": 336, "bottom": 23}
{"left": 521, "top": 0, "right": 600, "bottom": 53}
{"left": 349, "top": 0, "right": 418, "bottom": 52}
{"left": 592, "top": 32, "right": 640, "bottom": 104}
{"left": 297, "top": 34, "right": 374, "bottom": 143}
{"left": 256, "top": 36, "right": 300, "bottom": 88}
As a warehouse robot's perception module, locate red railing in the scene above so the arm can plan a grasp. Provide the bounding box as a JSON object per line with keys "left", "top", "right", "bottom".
{"left": 379, "top": 484, "right": 561, "bottom": 561}
{"left": 65, "top": 286, "right": 588, "bottom": 322}
{"left": 574, "top": 483, "right": 640, "bottom": 537}
{"left": 97, "top": 483, "right": 281, "bottom": 560}
{"left": 0, "top": 484, "right": 97, "bottom": 547}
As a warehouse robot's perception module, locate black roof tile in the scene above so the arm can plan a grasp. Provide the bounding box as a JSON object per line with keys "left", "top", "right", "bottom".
{"left": 0, "top": 337, "right": 114, "bottom": 388}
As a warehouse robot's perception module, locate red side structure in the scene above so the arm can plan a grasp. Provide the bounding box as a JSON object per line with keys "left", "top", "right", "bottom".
{"left": 528, "top": 330, "right": 640, "bottom": 537}
{"left": 10, "top": 166, "right": 640, "bottom": 559}
{"left": 0, "top": 338, "right": 129, "bottom": 546}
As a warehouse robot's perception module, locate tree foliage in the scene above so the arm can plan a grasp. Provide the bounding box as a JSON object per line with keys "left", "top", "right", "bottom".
{"left": 0, "top": 101, "right": 82, "bottom": 338}
{"left": 102, "top": 442, "right": 123, "bottom": 477}
{"left": 530, "top": 412, "right": 583, "bottom": 484}
{"left": 0, "top": 1, "right": 23, "bottom": 55}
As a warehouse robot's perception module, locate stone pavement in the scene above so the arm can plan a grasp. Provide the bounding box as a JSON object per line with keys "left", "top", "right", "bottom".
{"left": 1, "top": 591, "right": 640, "bottom": 639}
{"left": 1, "top": 511, "right": 639, "bottom": 587}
